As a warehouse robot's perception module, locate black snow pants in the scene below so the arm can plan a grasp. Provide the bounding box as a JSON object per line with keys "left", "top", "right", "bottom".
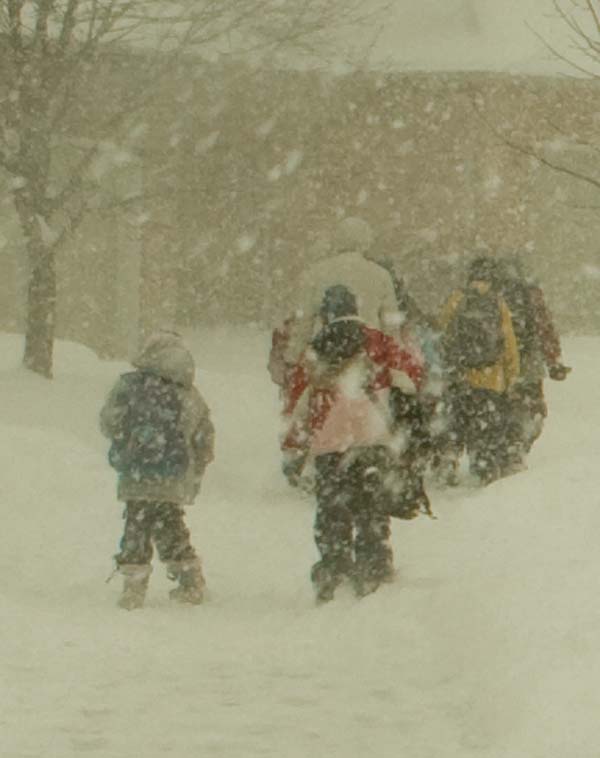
{"left": 312, "top": 448, "right": 393, "bottom": 598}
{"left": 448, "top": 386, "right": 512, "bottom": 483}
{"left": 507, "top": 379, "right": 547, "bottom": 455}
{"left": 115, "top": 501, "right": 198, "bottom": 567}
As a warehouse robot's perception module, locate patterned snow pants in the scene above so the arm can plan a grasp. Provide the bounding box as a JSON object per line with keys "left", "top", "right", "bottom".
{"left": 115, "top": 501, "right": 198, "bottom": 567}
{"left": 312, "top": 449, "right": 393, "bottom": 590}
{"left": 508, "top": 380, "right": 547, "bottom": 455}
{"left": 447, "top": 386, "right": 511, "bottom": 483}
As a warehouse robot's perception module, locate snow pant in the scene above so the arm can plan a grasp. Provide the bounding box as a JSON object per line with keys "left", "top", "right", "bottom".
{"left": 388, "top": 387, "right": 433, "bottom": 476}
{"left": 507, "top": 380, "right": 547, "bottom": 456}
{"left": 312, "top": 448, "right": 393, "bottom": 597}
{"left": 115, "top": 501, "right": 198, "bottom": 568}
{"left": 427, "top": 387, "right": 463, "bottom": 485}
{"left": 387, "top": 389, "right": 434, "bottom": 513}
{"left": 444, "top": 386, "right": 511, "bottom": 483}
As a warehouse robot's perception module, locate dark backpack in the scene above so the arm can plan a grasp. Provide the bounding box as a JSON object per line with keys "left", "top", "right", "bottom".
{"left": 108, "top": 371, "right": 189, "bottom": 481}
{"left": 311, "top": 318, "right": 366, "bottom": 367}
{"left": 312, "top": 285, "right": 364, "bottom": 368}
{"left": 442, "top": 288, "right": 504, "bottom": 370}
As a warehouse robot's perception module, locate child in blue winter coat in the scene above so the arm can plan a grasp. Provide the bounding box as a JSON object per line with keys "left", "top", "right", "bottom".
{"left": 100, "top": 332, "right": 215, "bottom": 610}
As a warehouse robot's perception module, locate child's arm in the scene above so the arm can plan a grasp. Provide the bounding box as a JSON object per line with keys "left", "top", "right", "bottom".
{"left": 99, "top": 376, "right": 129, "bottom": 439}
{"left": 189, "top": 388, "right": 215, "bottom": 483}
{"left": 530, "top": 286, "right": 568, "bottom": 376}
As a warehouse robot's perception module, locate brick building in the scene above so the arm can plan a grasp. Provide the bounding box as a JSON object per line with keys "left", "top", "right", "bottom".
{"left": 2, "top": 63, "right": 599, "bottom": 357}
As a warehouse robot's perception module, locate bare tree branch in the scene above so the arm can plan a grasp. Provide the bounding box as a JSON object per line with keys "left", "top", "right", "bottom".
{"left": 471, "top": 97, "right": 600, "bottom": 193}
{"left": 527, "top": 20, "right": 600, "bottom": 78}
{"left": 33, "top": 0, "right": 55, "bottom": 52}
{"left": 6, "top": 0, "right": 24, "bottom": 55}
{"left": 528, "top": 0, "right": 600, "bottom": 77}
{"left": 586, "top": 0, "right": 600, "bottom": 36}
{"left": 0, "top": 0, "right": 390, "bottom": 376}
{"left": 58, "top": 0, "right": 81, "bottom": 51}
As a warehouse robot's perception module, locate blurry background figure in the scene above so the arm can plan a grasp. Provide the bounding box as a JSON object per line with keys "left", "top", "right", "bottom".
{"left": 283, "top": 217, "right": 399, "bottom": 365}
{"left": 370, "top": 256, "right": 443, "bottom": 503}
{"left": 498, "top": 255, "right": 571, "bottom": 467}
{"left": 268, "top": 315, "right": 312, "bottom": 490}
{"left": 436, "top": 256, "right": 520, "bottom": 486}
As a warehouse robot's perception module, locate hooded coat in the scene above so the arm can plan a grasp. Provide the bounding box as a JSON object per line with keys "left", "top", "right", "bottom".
{"left": 100, "top": 333, "right": 214, "bottom": 505}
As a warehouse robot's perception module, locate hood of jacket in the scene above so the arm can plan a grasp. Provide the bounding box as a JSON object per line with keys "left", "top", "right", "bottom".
{"left": 132, "top": 332, "right": 195, "bottom": 388}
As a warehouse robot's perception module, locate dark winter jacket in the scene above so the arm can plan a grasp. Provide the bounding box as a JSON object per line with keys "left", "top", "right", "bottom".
{"left": 502, "top": 282, "right": 564, "bottom": 383}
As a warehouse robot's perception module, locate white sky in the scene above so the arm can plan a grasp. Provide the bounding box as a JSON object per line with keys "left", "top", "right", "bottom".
{"left": 360, "top": 0, "right": 581, "bottom": 75}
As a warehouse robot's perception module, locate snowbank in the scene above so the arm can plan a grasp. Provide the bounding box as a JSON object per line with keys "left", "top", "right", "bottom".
{"left": 2, "top": 330, "right": 597, "bottom": 757}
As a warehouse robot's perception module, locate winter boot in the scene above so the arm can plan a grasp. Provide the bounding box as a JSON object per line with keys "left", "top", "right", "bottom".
{"left": 117, "top": 564, "right": 152, "bottom": 610}
{"left": 167, "top": 558, "right": 205, "bottom": 605}
{"left": 353, "top": 551, "right": 393, "bottom": 598}
{"left": 311, "top": 563, "right": 337, "bottom": 604}
{"left": 470, "top": 456, "right": 500, "bottom": 486}
{"left": 354, "top": 562, "right": 389, "bottom": 597}
{"left": 432, "top": 451, "right": 460, "bottom": 487}
{"left": 310, "top": 560, "right": 352, "bottom": 605}
{"left": 381, "top": 552, "right": 397, "bottom": 584}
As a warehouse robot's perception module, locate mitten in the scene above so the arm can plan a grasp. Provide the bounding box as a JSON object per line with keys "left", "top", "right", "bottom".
{"left": 548, "top": 364, "right": 571, "bottom": 381}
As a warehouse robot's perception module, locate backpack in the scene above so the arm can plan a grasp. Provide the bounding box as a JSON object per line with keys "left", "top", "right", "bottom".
{"left": 310, "top": 318, "right": 365, "bottom": 367}
{"left": 308, "top": 319, "right": 394, "bottom": 453}
{"left": 108, "top": 371, "right": 189, "bottom": 481}
{"left": 442, "top": 288, "right": 504, "bottom": 370}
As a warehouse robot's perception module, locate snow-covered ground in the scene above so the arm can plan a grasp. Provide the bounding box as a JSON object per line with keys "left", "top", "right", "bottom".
{"left": 2, "top": 328, "right": 598, "bottom": 758}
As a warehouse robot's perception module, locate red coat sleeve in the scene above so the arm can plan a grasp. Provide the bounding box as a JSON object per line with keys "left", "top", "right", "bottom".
{"left": 282, "top": 363, "right": 309, "bottom": 415}
{"left": 364, "top": 327, "right": 425, "bottom": 391}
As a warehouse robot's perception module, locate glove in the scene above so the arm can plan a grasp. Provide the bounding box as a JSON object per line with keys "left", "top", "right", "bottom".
{"left": 548, "top": 364, "right": 571, "bottom": 381}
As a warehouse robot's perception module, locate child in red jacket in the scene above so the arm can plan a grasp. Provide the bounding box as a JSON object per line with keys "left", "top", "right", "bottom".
{"left": 283, "top": 285, "right": 427, "bottom": 602}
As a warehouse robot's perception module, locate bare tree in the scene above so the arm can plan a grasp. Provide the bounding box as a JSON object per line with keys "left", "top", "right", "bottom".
{"left": 0, "top": 0, "right": 386, "bottom": 377}
{"left": 483, "top": 1, "right": 600, "bottom": 199}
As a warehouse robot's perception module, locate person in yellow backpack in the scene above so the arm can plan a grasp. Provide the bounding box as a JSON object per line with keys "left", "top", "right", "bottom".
{"left": 436, "top": 257, "right": 520, "bottom": 485}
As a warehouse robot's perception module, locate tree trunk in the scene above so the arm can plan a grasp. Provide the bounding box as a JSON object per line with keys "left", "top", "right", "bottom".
{"left": 23, "top": 239, "right": 56, "bottom": 379}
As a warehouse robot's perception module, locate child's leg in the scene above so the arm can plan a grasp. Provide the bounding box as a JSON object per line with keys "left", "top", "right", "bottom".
{"left": 467, "top": 390, "right": 508, "bottom": 484}
{"left": 118, "top": 564, "right": 153, "bottom": 610}
{"left": 505, "top": 388, "right": 528, "bottom": 472}
{"left": 353, "top": 510, "right": 392, "bottom": 595}
{"left": 350, "top": 450, "right": 393, "bottom": 595}
{"left": 431, "top": 386, "right": 466, "bottom": 486}
{"left": 115, "top": 500, "right": 155, "bottom": 566}
{"left": 115, "top": 501, "right": 155, "bottom": 610}
{"left": 151, "top": 503, "right": 205, "bottom": 604}
{"left": 521, "top": 381, "right": 547, "bottom": 452}
{"left": 311, "top": 453, "right": 354, "bottom": 602}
